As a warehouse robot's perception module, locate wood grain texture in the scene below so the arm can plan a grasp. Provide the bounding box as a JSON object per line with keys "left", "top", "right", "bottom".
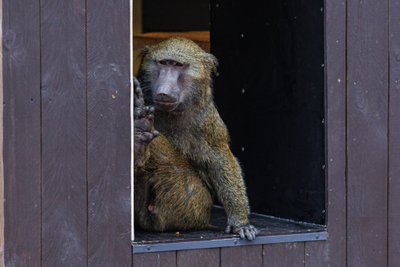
{"left": 177, "top": 249, "right": 219, "bottom": 267}
{"left": 0, "top": 0, "right": 4, "bottom": 264}
{"left": 133, "top": 252, "right": 176, "bottom": 267}
{"left": 221, "top": 246, "right": 262, "bottom": 267}
{"left": 347, "top": 0, "right": 389, "bottom": 265}
{"left": 389, "top": 0, "right": 400, "bottom": 265}
{"left": 40, "top": 0, "right": 87, "bottom": 265}
{"left": 87, "top": 0, "right": 132, "bottom": 265}
{"left": 304, "top": 241, "right": 329, "bottom": 267}
{"left": 263, "top": 243, "right": 304, "bottom": 267}
{"left": 2, "top": 0, "right": 42, "bottom": 265}
{"left": 305, "top": 0, "right": 347, "bottom": 266}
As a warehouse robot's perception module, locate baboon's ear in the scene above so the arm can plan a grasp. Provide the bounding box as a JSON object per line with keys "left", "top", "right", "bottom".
{"left": 204, "top": 53, "right": 219, "bottom": 75}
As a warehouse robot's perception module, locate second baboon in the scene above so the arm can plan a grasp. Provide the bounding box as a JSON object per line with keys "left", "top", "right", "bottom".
{"left": 134, "top": 38, "right": 258, "bottom": 240}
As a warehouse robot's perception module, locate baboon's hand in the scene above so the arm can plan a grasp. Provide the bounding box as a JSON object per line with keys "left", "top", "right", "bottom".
{"left": 134, "top": 77, "right": 147, "bottom": 119}
{"left": 225, "top": 224, "right": 259, "bottom": 241}
{"left": 134, "top": 77, "right": 159, "bottom": 167}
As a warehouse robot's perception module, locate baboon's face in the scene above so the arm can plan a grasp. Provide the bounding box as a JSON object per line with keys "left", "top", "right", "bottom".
{"left": 151, "top": 58, "right": 189, "bottom": 112}
{"left": 139, "top": 38, "right": 218, "bottom": 113}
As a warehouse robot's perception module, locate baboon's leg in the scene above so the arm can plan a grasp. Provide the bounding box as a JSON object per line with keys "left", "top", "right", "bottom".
{"left": 135, "top": 136, "right": 213, "bottom": 232}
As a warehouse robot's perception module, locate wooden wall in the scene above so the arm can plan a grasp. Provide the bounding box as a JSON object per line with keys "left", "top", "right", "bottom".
{"left": 133, "top": 0, "right": 400, "bottom": 265}
{"left": 0, "top": 0, "right": 4, "bottom": 265}
{"left": 389, "top": 0, "right": 400, "bottom": 265}
{"left": 2, "top": 0, "right": 132, "bottom": 266}
{"left": 1, "top": 0, "right": 400, "bottom": 266}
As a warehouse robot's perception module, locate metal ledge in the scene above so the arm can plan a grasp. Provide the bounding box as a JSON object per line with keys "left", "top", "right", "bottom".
{"left": 132, "top": 230, "right": 327, "bottom": 253}
{"left": 132, "top": 207, "right": 327, "bottom": 254}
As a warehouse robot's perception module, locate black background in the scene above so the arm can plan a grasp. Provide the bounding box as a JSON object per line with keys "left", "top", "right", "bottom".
{"left": 143, "top": 0, "right": 210, "bottom": 32}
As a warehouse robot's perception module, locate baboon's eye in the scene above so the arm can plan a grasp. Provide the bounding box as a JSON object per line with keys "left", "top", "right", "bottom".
{"left": 158, "top": 60, "right": 185, "bottom": 67}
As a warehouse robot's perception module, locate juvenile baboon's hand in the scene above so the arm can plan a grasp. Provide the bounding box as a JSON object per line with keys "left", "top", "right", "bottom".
{"left": 134, "top": 77, "right": 159, "bottom": 167}
{"left": 225, "top": 224, "right": 259, "bottom": 241}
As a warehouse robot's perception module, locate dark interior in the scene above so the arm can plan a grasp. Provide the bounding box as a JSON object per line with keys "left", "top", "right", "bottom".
{"left": 141, "top": 0, "right": 325, "bottom": 225}
{"left": 211, "top": 1, "right": 325, "bottom": 224}
{"left": 142, "top": 0, "right": 210, "bottom": 32}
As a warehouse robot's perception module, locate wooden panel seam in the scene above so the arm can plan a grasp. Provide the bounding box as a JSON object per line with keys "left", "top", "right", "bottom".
{"left": 0, "top": 0, "right": 4, "bottom": 265}
{"left": 388, "top": 0, "right": 400, "bottom": 265}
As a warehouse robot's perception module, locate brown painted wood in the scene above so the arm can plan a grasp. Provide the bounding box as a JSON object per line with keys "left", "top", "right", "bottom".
{"left": 306, "top": 1, "right": 348, "bottom": 266}
{"left": 389, "top": 0, "right": 400, "bottom": 265}
{"left": 87, "top": 0, "right": 132, "bottom": 265}
{"left": 2, "top": 0, "right": 42, "bottom": 265}
{"left": 263, "top": 243, "right": 304, "bottom": 267}
{"left": 221, "top": 246, "right": 262, "bottom": 267}
{"left": 304, "top": 241, "right": 329, "bottom": 267}
{"left": 347, "top": 0, "right": 389, "bottom": 266}
{"left": 133, "top": 252, "right": 176, "bottom": 267}
{"left": 0, "top": 1, "right": 4, "bottom": 261}
{"left": 40, "top": 0, "right": 87, "bottom": 265}
{"left": 177, "top": 249, "right": 219, "bottom": 267}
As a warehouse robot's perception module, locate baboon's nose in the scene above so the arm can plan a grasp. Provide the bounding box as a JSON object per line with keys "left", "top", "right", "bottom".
{"left": 156, "top": 93, "right": 177, "bottom": 103}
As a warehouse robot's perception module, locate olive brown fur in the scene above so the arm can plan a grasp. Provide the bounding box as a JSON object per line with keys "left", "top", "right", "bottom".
{"left": 134, "top": 38, "right": 258, "bottom": 240}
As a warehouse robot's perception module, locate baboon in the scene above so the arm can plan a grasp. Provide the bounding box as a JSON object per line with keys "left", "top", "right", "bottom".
{"left": 134, "top": 38, "right": 258, "bottom": 240}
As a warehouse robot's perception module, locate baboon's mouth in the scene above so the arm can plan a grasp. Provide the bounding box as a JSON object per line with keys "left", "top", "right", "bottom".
{"left": 154, "top": 101, "right": 180, "bottom": 112}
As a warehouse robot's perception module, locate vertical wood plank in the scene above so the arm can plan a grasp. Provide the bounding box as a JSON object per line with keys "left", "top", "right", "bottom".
{"left": 133, "top": 252, "right": 176, "bottom": 267}
{"left": 40, "top": 0, "right": 87, "bottom": 265}
{"left": 306, "top": 0, "right": 347, "bottom": 266}
{"left": 347, "top": 0, "right": 389, "bottom": 265}
{"left": 389, "top": 0, "right": 400, "bottom": 265}
{"left": 221, "top": 246, "right": 262, "bottom": 267}
{"left": 2, "top": 0, "right": 42, "bottom": 265}
{"left": 177, "top": 249, "right": 219, "bottom": 267}
{"left": 304, "top": 241, "right": 329, "bottom": 267}
{"left": 263, "top": 243, "right": 304, "bottom": 267}
{"left": 87, "top": 0, "right": 132, "bottom": 265}
{"left": 0, "top": 0, "right": 4, "bottom": 264}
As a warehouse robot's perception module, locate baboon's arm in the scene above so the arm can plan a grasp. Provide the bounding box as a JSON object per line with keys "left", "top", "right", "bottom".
{"left": 208, "top": 145, "right": 258, "bottom": 240}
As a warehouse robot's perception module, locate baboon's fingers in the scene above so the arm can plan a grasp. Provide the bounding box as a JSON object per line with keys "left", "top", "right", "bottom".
{"left": 135, "top": 86, "right": 142, "bottom": 96}
{"left": 244, "top": 228, "right": 252, "bottom": 240}
{"left": 134, "top": 81, "right": 145, "bottom": 109}
{"left": 137, "top": 131, "right": 159, "bottom": 143}
{"left": 133, "top": 76, "right": 140, "bottom": 88}
{"left": 145, "top": 107, "right": 156, "bottom": 122}
{"left": 134, "top": 107, "right": 146, "bottom": 119}
{"left": 134, "top": 94, "right": 144, "bottom": 109}
{"left": 246, "top": 228, "right": 256, "bottom": 241}
{"left": 135, "top": 106, "right": 155, "bottom": 122}
{"left": 228, "top": 224, "right": 259, "bottom": 240}
{"left": 238, "top": 228, "right": 245, "bottom": 239}
{"left": 135, "top": 105, "right": 155, "bottom": 120}
{"left": 140, "top": 132, "right": 155, "bottom": 142}
{"left": 144, "top": 106, "right": 155, "bottom": 115}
